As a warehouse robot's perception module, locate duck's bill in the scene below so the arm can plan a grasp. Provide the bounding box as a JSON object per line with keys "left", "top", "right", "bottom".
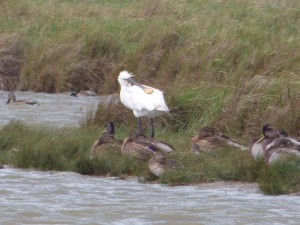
{"left": 126, "top": 77, "right": 154, "bottom": 94}
{"left": 257, "top": 135, "right": 266, "bottom": 143}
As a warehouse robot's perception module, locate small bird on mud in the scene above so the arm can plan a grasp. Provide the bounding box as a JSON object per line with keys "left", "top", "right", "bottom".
{"left": 5, "top": 92, "right": 38, "bottom": 106}
{"left": 118, "top": 71, "right": 169, "bottom": 138}
{"left": 191, "top": 127, "right": 248, "bottom": 153}
{"left": 90, "top": 122, "right": 123, "bottom": 158}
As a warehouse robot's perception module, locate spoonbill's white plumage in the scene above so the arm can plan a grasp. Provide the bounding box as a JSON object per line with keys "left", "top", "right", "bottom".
{"left": 118, "top": 71, "right": 169, "bottom": 138}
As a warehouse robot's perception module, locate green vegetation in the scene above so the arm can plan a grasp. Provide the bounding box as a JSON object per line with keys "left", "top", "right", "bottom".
{"left": 1, "top": 0, "right": 300, "bottom": 195}
{"left": 1, "top": 121, "right": 300, "bottom": 195}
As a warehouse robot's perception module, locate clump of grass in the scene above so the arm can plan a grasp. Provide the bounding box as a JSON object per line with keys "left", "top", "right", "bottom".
{"left": 258, "top": 158, "right": 300, "bottom": 195}
{"left": 0, "top": 33, "right": 24, "bottom": 90}
{"left": 84, "top": 99, "right": 134, "bottom": 127}
{"left": 75, "top": 150, "right": 149, "bottom": 177}
{"left": 166, "top": 85, "right": 234, "bottom": 133}
{"left": 0, "top": 121, "right": 95, "bottom": 171}
{"left": 162, "top": 148, "right": 259, "bottom": 184}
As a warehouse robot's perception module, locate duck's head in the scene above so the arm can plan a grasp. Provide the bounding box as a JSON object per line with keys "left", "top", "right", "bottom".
{"left": 98, "top": 122, "right": 122, "bottom": 145}
{"left": 257, "top": 124, "right": 287, "bottom": 143}
{"left": 192, "top": 127, "right": 215, "bottom": 143}
{"left": 69, "top": 92, "right": 78, "bottom": 97}
{"left": 6, "top": 92, "right": 16, "bottom": 104}
{"left": 262, "top": 124, "right": 280, "bottom": 138}
{"left": 104, "top": 122, "right": 115, "bottom": 136}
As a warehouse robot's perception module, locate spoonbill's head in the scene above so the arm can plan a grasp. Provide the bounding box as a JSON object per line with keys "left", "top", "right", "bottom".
{"left": 118, "top": 71, "right": 154, "bottom": 94}
{"left": 118, "top": 71, "right": 134, "bottom": 87}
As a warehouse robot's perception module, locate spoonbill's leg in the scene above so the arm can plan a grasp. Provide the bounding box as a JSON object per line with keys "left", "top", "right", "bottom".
{"left": 150, "top": 118, "right": 155, "bottom": 138}
{"left": 137, "top": 117, "right": 144, "bottom": 135}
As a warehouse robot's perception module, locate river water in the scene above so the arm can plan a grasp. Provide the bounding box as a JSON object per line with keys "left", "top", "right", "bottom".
{"left": 0, "top": 90, "right": 113, "bottom": 127}
{"left": 0, "top": 91, "right": 300, "bottom": 225}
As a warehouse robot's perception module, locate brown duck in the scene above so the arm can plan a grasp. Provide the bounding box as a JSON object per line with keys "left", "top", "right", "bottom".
{"left": 191, "top": 127, "right": 248, "bottom": 153}
{"left": 149, "top": 152, "right": 183, "bottom": 177}
{"left": 90, "top": 122, "right": 123, "bottom": 157}
{"left": 121, "top": 133, "right": 175, "bottom": 162}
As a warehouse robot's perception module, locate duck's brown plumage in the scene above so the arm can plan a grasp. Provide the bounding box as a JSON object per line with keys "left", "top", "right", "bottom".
{"left": 90, "top": 122, "right": 123, "bottom": 157}
{"left": 191, "top": 127, "right": 247, "bottom": 153}
{"left": 121, "top": 133, "right": 175, "bottom": 162}
{"left": 5, "top": 92, "right": 38, "bottom": 105}
{"left": 149, "top": 152, "right": 183, "bottom": 177}
{"left": 264, "top": 138, "right": 300, "bottom": 165}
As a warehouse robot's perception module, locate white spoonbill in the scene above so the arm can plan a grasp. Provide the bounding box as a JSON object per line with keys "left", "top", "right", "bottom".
{"left": 118, "top": 71, "right": 169, "bottom": 138}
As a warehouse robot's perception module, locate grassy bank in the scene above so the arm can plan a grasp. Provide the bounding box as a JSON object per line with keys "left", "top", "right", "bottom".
{"left": 1, "top": 121, "right": 299, "bottom": 195}
{"left": 1, "top": 0, "right": 300, "bottom": 135}
{"left": 1, "top": 0, "right": 300, "bottom": 194}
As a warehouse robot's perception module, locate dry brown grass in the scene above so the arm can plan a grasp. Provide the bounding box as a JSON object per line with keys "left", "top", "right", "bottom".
{"left": 1, "top": 0, "right": 300, "bottom": 136}
{"left": 0, "top": 33, "right": 24, "bottom": 90}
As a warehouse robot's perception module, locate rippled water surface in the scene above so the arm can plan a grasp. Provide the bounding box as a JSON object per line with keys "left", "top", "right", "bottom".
{"left": 0, "top": 91, "right": 113, "bottom": 127}
{"left": 1, "top": 91, "right": 300, "bottom": 224}
{"left": 1, "top": 168, "right": 299, "bottom": 225}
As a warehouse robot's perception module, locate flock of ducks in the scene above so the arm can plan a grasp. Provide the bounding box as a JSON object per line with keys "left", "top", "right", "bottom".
{"left": 104, "top": 71, "right": 300, "bottom": 176}
{"left": 3, "top": 71, "right": 300, "bottom": 175}
{"left": 90, "top": 122, "right": 183, "bottom": 177}
{"left": 90, "top": 122, "right": 300, "bottom": 177}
